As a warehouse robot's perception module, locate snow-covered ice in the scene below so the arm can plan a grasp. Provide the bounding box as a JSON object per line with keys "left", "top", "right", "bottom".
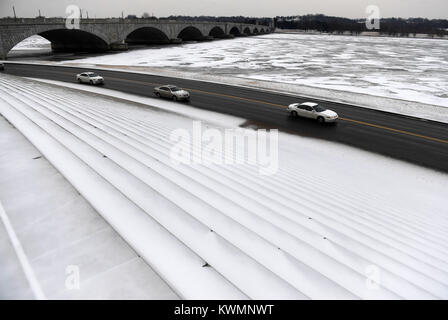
{"left": 1, "top": 73, "right": 447, "bottom": 299}
{"left": 10, "top": 35, "right": 51, "bottom": 51}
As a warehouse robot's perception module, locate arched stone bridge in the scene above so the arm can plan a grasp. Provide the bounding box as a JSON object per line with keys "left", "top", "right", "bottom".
{"left": 0, "top": 18, "right": 273, "bottom": 59}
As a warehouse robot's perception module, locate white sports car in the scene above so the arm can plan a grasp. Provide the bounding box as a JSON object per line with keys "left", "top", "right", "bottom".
{"left": 287, "top": 102, "right": 338, "bottom": 123}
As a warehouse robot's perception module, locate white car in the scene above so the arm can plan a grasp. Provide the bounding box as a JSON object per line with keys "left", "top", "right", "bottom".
{"left": 76, "top": 72, "right": 104, "bottom": 85}
{"left": 287, "top": 102, "right": 338, "bottom": 123}
{"left": 154, "top": 85, "right": 190, "bottom": 101}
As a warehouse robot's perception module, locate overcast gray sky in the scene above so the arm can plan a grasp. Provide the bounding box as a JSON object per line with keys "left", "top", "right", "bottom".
{"left": 1, "top": 0, "right": 447, "bottom": 19}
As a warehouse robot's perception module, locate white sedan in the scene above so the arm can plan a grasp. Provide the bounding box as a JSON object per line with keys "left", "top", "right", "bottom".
{"left": 76, "top": 72, "right": 104, "bottom": 85}
{"left": 287, "top": 102, "right": 338, "bottom": 123}
{"left": 153, "top": 85, "right": 190, "bottom": 101}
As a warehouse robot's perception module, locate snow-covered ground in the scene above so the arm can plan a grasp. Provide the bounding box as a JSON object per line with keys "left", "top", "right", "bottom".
{"left": 0, "top": 109, "right": 179, "bottom": 300}
{"left": 10, "top": 35, "right": 51, "bottom": 51}
{"left": 1, "top": 73, "right": 447, "bottom": 299}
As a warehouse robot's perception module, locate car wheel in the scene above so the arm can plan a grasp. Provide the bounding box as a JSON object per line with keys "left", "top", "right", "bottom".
{"left": 77, "top": 78, "right": 82, "bottom": 83}
{"left": 317, "top": 116, "right": 325, "bottom": 123}
{"left": 90, "top": 80, "right": 94, "bottom": 85}
{"left": 155, "top": 92, "right": 160, "bottom": 98}
{"left": 291, "top": 111, "right": 298, "bottom": 118}
{"left": 172, "top": 95, "right": 177, "bottom": 101}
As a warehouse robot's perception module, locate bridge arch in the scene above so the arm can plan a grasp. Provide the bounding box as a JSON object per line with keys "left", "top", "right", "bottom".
{"left": 243, "top": 27, "right": 251, "bottom": 35}
{"left": 260, "top": 28, "right": 265, "bottom": 33}
{"left": 125, "top": 27, "right": 170, "bottom": 45}
{"left": 253, "top": 28, "right": 259, "bottom": 34}
{"left": 229, "top": 26, "right": 241, "bottom": 36}
{"left": 177, "top": 26, "right": 204, "bottom": 41}
{"left": 209, "top": 26, "right": 225, "bottom": 38}
{"left": 39, "top": 29, "right": 109, "bottom": 52}
{"left": 4, "top": 26, "right": 110, "bottom": 57}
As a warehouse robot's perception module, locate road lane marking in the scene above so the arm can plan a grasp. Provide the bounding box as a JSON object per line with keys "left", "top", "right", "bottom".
{"left": 107, "top": 75, "right": 448, "bottom": 145}
{"left": 340, "top": 117, "right": 448, "bottom": 145}
{"left": 12, "top": 66, "right": 448, "bottom": 145}
{"left": 186, "top": 88, "right": 287, "bottom": 108}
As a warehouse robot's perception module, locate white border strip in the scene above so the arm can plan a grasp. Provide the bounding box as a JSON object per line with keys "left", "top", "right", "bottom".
{"left": 0, "top": 200, "right": 46, "bottom": 300}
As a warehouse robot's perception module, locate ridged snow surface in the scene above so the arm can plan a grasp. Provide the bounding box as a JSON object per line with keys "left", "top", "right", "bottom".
{"left": 0, "top": 75, "right": 447, "bottom": 300}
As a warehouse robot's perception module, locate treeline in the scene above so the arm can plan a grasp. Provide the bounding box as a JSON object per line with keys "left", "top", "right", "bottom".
{"left": 275, "top": 14, "right": 448, "bottom": 36}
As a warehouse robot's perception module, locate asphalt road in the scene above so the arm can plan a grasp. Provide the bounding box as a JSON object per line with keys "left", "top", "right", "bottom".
{"left": 2, "top": 62, "right": 448, "bottom": 173}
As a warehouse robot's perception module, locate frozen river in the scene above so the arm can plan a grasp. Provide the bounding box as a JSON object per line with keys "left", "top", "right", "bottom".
{"left": 11, "top": 33, "right": 448, "bottom": 107}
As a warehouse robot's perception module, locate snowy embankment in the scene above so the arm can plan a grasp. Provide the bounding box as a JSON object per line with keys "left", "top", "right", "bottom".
{"left": 0, "top": 74, "right": 448, "bottom": 299}
{"left": 0, "top": 114, "right": 179, "bottom": 300}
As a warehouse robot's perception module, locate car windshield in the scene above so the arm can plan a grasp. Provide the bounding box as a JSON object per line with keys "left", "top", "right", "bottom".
{"left": 88, "top": 73, "right": 99, "bottom": 77}
{"left": 170, "top": 87, "right": 181, "bottom": 91}
{"left": 314, "top": 105, "right": 326, "bottom": 112}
